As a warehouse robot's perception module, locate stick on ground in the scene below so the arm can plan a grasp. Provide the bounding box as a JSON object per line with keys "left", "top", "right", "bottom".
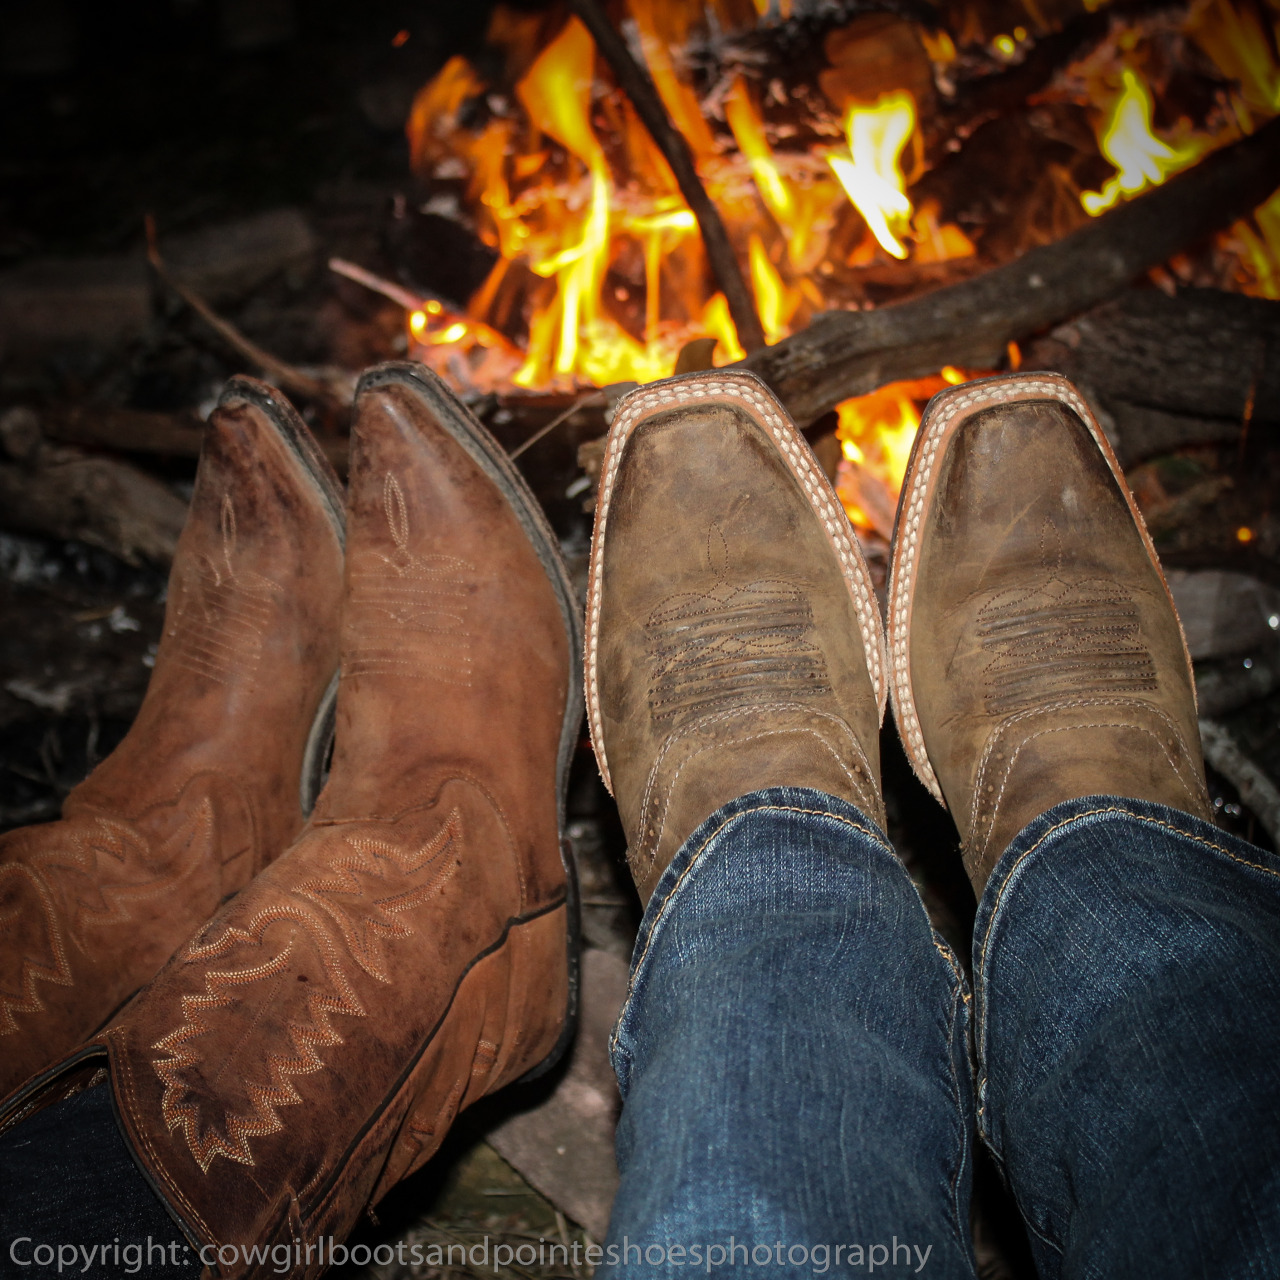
{"left": 1199, "top": 718, "right": 1280, "bottom": 850}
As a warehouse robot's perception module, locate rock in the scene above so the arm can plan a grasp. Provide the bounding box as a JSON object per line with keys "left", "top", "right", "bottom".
{"left": 1166, "top": 569, "right": 1280, "bottom": 660}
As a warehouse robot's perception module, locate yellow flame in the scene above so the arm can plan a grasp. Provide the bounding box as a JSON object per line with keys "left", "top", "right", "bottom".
{"left": 828, "top": 92, "right": 916, "bottom": 259}
{"left": 1231, "top": 187, "right": 1280, "bottom": 298}
{"left": 1188, "top": 0, "right": 1280, "bottom": 115}
{"left": 1080, "top": 68, "right": 1207, "bottom": 215}
{"left": 700, "top": 292, "right": 746, "bottom": 363}
{"left": 748, "top": 235, "right": 800, "bottom": 343}
{"left": 919, "top": 28, "right": 956, "bottom": 65}
{"left": 725, "top": 78, "right": 796, "bottom": 230}
{"left": 515, "top": 18, "right": 613, "bottom": 381}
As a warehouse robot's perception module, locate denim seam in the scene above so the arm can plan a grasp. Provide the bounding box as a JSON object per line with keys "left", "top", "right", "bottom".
{"left": 972, "top": 803, "right": 1278, "bottom": 1175}
{"left": 612, "top": 803, "right": 897, "bottom": 1066}
{"left": 630, "top": 803, "right": 893, "bottom": 979}
{"left": 943, "top": 974, "right": 974, "bottom": 1235}
{"left": 975, "top": 805, "right": 1279, "bottom": 985}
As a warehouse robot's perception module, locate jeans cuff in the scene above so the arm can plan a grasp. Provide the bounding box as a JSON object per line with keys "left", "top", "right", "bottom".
{"left": 975, "top": 794, "right": 1275, "bottom": 956}
{"left": 970, "top": 792, "right": 1279, "bottom": 1139}
{"left": 609, "top": 786, "right": 891, "bottom": 1088}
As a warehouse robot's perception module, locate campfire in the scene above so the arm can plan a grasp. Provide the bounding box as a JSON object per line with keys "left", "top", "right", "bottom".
{"left": 360, "top": 0, "right": 1280, "bottom": 546}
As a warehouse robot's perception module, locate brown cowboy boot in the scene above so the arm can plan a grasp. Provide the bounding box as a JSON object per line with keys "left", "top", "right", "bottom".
{"left": 587, "top": 370, "right": 886, "bottom": 902}
{"left": 887, "top": 372, "right": 1212, "bottom": 895}
{"left": 0, "top": 378, "right": 345, "bottom": 1098}
{"left": 0, "top": 363, "right": 581, "bottom": 1272}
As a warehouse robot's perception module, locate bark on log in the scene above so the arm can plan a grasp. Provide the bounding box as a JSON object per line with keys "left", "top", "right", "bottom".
{"left": 1027, "top": 287, "right": 1280, "bottom": 463}
{"left": 740, "top": 117, "right": 1280, "bottom": 426}
{"left": 0, "top": 409, "right": 188, "bottom": 565}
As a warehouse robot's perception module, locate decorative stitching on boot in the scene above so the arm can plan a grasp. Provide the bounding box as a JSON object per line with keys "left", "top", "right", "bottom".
{"left": 168, "top": 495, "right": 284, "bottom": 686}
{"left": 886, "top": 374, "right": 1196, "bottom": 804}
{"left": 586, "top": 373, "right": 886, "bottom": 793}
{"left": 152, "top": 904, "right": 365, "bottom": 1172}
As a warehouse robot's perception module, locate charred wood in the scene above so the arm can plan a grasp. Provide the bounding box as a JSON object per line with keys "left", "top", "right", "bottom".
{"left": 1027, "top": 288, "right": 1280, "bottom": 463}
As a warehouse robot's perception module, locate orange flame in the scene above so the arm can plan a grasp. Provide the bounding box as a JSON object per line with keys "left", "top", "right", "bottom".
{"left": 834, "top": 367, "right": 973, "bottom": 538}
{"left": 403, "top": 2, "right": 975, "bottom": 393}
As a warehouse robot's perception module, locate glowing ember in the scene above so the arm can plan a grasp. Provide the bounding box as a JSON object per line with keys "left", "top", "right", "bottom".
{"left": 1080, "top": 68, "right": 1207, "bottom": 215}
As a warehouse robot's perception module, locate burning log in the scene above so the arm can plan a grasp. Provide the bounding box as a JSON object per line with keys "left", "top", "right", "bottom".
{"left": 742, "top": 116, "right": 1280, "bottom": 426}
{"left": 564, "top": 0, "right": 766, "bottom": 353}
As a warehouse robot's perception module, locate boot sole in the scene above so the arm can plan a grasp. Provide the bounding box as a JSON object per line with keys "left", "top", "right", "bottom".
{"left": 216, "top": 377, "right": 347, "bottom": 817}
{"left": 886, "top": 371, "right": 1193, "bottom": 804}
{"left": 354, "top": 362, "right": 584, "bottom": 1081}
{"left": 585, "top": 368, "right": 887, "bottom": 795}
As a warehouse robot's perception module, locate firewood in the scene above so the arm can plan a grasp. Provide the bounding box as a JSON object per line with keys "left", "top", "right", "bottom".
{"left": 0, "top": 409, "right": 188, "bottom": 565}
{"left": 146, "top": 217, "right": 353, "bottom": 412}
{"left": 41, "top": 406, "right": 205, "bottom": 458}
{"left": 1026, "top": 287, "right": 1280, "bottom": 462}
{"left": 1200, "top": 718, "right": 1280, "bottom": 848}
{"left": 740, "top": 117, "right": 1280, "bottom": 426}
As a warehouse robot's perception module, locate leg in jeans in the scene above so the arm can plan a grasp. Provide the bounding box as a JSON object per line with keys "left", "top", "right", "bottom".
{"left": 975, "top": 797, "right": 1280, "bottom": 1279}
{"left": 890, "top": 374, "right": 1279, "bottom": 1276}
{"left": 583, "top": 375, "right": 940, "bottom": 1275}
{"left": 605, "top": 789, "right": 976, "bottom": 1279}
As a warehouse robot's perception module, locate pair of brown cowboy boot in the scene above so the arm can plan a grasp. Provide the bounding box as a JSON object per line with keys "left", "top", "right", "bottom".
{"left": 0, "top": 366, "right": 581, "bottom": 1262}
{"left": 587, "top": 369, "right": 1211, "bottom": 901}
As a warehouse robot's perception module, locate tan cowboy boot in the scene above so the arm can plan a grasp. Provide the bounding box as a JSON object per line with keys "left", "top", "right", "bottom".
{"left": 587, "top": 370, "right": 887, "bottom": 902}
{"left": 887, "top": 372, "right": 1212, "bottom": 894}
{"left": 0, "top": 364, "right": 581, "bottom": 1272}
{"left": 0, "top": 378, "right": 345, "bottom": 1098}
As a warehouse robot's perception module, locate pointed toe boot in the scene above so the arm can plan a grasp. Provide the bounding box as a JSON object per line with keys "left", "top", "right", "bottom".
{"left": 1, "top": 364, "right": 582, "bottom": 1273}
{"left": 587, "top": 370, "right": 887, "bottom": 902}
{"left": 887, "top": 372, "right": 1212, "bottom": 894}
{"left": 0, "top": 378, "right": 345, "bottom": 1099}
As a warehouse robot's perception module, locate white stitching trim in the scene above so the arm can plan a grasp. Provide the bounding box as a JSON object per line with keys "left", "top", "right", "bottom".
{"left": 585, "top": 372, "right": 886, "bottom": 793}
{"left": 883, "top": 373, "right": 1181, "bottom": 803}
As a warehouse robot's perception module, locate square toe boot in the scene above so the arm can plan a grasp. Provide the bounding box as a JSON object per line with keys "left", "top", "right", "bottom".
{"left": 0, "top": 364, "right": 582, "bottom": 1274}
{"left": 0, "top": 378, "right": 345, "bottom": 1099}
{"left": 587, "top": 370, "right": 887, "bottom": 902}
{"left": 887, "top": 373, "right": 1212, "bottom": 894}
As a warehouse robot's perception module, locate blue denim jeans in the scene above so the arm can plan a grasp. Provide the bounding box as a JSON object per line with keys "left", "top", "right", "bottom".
{"left": 602, "top": 788, "right": 1280, "bottom": 1279}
